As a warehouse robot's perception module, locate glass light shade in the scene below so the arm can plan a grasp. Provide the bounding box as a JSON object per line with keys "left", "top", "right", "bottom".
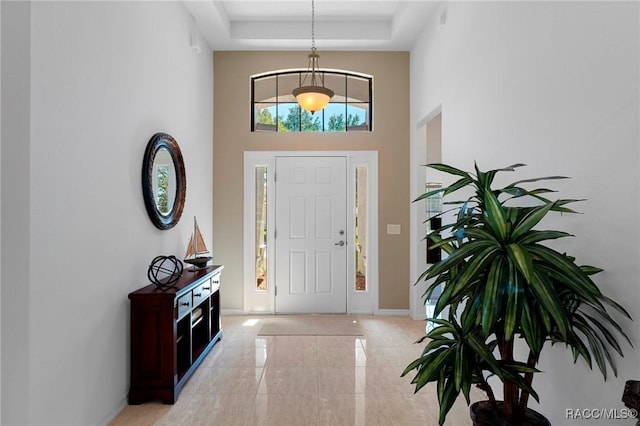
{"left": 293, "top": 86, "right": 334, "bottom": 114}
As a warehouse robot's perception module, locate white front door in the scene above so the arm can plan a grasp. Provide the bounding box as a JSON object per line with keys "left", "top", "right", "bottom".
{"left": 275, "top": 156, "right": 347, "bottom": 313}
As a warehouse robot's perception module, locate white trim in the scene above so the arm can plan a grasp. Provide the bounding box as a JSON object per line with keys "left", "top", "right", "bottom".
{"left": 221, "top": 309, "right": 246, "bottom": 316}
{"left": 409, "top": 120, "right": 427, "bottom": 320}
{"left": 348, "top": 153, "right": 379, "bottom": 315}
{"left": 350, "top": 309, "right": 375, "bottom": 315}
{"left": 251, "top": 68, "right": 373, "bottom": 81}
{"left": 243, "top": 153, "right": 276, "bottom": 315}
{"left": 98, "top": 397, "right": 127, "bottom": 426}
{"left": 410, "top": 106, "right": 443, "bottom": 320}
{"left": 376, "top": 309, "right": 410, "bottom": 316}
{"left": 243, "top": 151, "right": 379, "bottom": 315}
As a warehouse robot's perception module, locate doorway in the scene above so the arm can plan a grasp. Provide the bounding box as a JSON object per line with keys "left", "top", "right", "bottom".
{"left": 410, "top": 110, "right": 442, "bottom": 320}
{"left": 243, "top": 151, "right": 379, "bottom": 315}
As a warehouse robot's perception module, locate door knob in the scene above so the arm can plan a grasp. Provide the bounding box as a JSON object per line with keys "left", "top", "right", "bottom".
{"left": 334, "top": 241, "right": 345, "bottom": 246}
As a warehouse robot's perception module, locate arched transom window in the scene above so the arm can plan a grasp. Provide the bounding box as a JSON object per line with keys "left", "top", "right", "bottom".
{"left": 251, "top": 70, "right": 373, "bottom": 132}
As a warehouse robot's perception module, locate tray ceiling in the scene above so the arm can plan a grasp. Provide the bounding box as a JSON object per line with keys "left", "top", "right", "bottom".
{"left": 182, "top": 0, "right": 443, "bottom": 51}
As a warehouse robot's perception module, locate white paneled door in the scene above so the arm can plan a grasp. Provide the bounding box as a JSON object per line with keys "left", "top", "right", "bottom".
{"left": 275, "top": 156, "right": 347, "bottom": 313}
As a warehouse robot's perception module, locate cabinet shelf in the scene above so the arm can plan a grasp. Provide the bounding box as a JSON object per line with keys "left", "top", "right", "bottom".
{"left": 191, "top": 307, "right": 204, "bottom": 328}
{"left": 191, "top": 316, "right": 204, "bottom": 329}
{"left": 128, "top": 265, "right": 224, "bottom": 405}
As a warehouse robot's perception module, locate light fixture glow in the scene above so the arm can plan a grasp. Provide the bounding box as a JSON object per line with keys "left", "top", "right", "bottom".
{"left": 293, "top": 0, "right": 334, "bottom": 114}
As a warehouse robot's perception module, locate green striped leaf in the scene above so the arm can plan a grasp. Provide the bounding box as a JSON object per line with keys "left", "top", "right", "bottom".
{"left": 511, "top": 203, "right": 555, "bottom": 241}
{"left": 504, "top": 260, "right": 521, "bottom": 339}
{"left": 444, "top": 176, "right": 474, "bottom": 196}
{"left": 451, "top": 245, "right": 501, "bottom": 300}
{"left": 425, "top": 240, "right": 497, "bottom": 280}
{"left": 438, "top": 378, "right": 459, "bottom": 426}
{"left": 481, "top": 257, "right": 504, "bottom": 336}
{"left": 414, "top": 187, "right": 446, "bottom": 202}
{"left": 580, "top": 265, "right": 603, "bottom": 276}
{"left": 483, "top": 188, "right": 509, "bottom": 241}
{"left": 574, "top": 320, "right": 609, "bottom": 380}
{"left": 521, "top": 301, "right": 543, "bottom": 355}
{"left": 529, "top": 272, "right": 570, "bottom": 339}
{"left": 582, "top": 313, "right": 624, "bottom": 357}
{"left": 510, "top": 175, "right": 570, "bottom": 186}
{"left": 505, "top": 244, "right": 535, "bottom": 282}
{"left": 427, "top": 163, "right": 472, "bottom": 178}
{"left": 528, "top": 245, "right": 601, "bottom": 296}
{"left": 507, "top": 244, "right": 569, "bottom": 337}
{"left": 454, "top": 342, "right": 464, "bottom": 390}
{"left": 517, "top": 230, "right": 572, "bottom": 245}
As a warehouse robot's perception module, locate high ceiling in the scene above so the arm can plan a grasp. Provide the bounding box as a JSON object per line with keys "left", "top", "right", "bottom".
{"left": 182, "top": 0, "right": 443, "bottom": 51}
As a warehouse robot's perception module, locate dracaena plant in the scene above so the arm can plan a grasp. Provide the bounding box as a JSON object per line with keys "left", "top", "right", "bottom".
{"left": 402, "top": 163, "right": 632, "bottom": 425}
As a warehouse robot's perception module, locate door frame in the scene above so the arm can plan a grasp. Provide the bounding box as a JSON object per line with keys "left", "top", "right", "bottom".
{"left": 243, "top": 151, "right": 379, "bottom": 315}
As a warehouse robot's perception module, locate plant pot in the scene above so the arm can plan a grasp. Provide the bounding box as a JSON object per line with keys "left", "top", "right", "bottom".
{"left": 470, "top": 401, "right": 551, "bottom": 426}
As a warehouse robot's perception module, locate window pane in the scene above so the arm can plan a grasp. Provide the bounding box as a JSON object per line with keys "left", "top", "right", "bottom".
{"left": 277, "top": 73, "right": 299, "bottom": 103}
{"left": 276, "top": 103, "right": 299, "bottom": 132}
{"left": 347, "top": 76, "right": 370, "bottom": 102}
{"left": 254, "top": 76, "right": 276, "bottom": 103}
{"left": 347, "top": 104, "right": 369, "bottom": 131}
{"left": 255, "top": 103, "right": 278, "bottom": 132}
{"left": 324, "top": 103, "right": 347, "bottom": 132}
{"left": 276, "top": 103, "right": 322, "bottom": 132}
{"left": 324, "top": 73, "right": 346, "bottom": 102}
{"left": 255, "top": 166, "right": 268, "bottom": 291}
{"left": 355, "top": 166, "right": 367, "bottom": 291}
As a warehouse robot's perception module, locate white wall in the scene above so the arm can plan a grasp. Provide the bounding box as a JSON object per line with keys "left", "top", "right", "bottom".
{"left": 2, "top": 2, "right": 213, "bottom": 425}
{"left": 410, "top": 2, "right": 639, "bottom": 425}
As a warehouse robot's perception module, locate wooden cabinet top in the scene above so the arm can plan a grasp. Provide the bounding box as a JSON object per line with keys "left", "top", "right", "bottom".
{"left": 129, "top": 265, "right": 224, "bottom": 299}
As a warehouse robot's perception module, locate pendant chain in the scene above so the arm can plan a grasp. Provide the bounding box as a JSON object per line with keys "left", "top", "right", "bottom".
{"left": 311, "top": 0, "right": 316, "bottom": 51}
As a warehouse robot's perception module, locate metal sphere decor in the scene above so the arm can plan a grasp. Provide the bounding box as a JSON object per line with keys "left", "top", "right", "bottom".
{"left": 148, "top": 255, "right": 183, "bottom": 290}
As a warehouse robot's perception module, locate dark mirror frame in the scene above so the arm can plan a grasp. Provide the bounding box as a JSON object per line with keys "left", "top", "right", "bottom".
{"left": 142, "top": 132, "right": 186, "bottom": 230}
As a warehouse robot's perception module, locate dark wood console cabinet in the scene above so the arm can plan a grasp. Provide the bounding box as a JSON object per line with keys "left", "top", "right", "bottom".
{"left": 128, "top": 265, "right": 223, "bottom": 404}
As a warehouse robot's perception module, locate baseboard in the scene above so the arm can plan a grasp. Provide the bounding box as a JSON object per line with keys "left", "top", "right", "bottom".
{"left": 221, "top": 309, "right": 411, "bottom": 316}
{"left": 350, "top": 309, "right": 374, "bottom": 315}
{"left": 221, "top": 309, "right": 246, "bottom": 316}
{"left": 98, "top": 396, "right": 127, "bottom": 426}
{"left": 375, "top": 309, "right": 410, "bottom": 316}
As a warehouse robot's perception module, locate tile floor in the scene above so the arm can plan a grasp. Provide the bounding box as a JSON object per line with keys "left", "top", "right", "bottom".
{"left": 109, "top": 315, "right": 481, "bottom": 426}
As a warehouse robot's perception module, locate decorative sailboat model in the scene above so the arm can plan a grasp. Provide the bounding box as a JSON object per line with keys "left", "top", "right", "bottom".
{"left": 184, "top": 216, "right": 212, "bottom": 271}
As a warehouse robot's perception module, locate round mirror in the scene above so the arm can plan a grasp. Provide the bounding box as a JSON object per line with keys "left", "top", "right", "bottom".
{"left": 142, "top": 133, "right": 186, "bottom": 230}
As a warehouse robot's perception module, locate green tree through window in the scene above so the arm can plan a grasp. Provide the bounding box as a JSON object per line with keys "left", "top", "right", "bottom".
{"left": 279, "top": 106, "right": 321, "bottom": 132}
{"left": 258, "top": 109, "right": 288, "bottom": 132}
{"left": 327, "top": 113, "right": 361, "bottom": 132}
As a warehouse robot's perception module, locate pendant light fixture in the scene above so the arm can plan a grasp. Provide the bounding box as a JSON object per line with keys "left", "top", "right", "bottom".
{"left": 292, "top": 0, "right": 334, "bottom": 114}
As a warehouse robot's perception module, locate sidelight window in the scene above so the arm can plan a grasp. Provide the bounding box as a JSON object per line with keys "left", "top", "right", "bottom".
{"left": 255, "top": 166, "right": 268, "bottom": 291}
{"left": 355, "top": 166, "right": 368, "bottom": 291}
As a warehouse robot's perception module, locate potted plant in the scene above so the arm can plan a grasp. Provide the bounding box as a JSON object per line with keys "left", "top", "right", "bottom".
{"left": 402, "top": 162, "right": 633, "bottom": 425}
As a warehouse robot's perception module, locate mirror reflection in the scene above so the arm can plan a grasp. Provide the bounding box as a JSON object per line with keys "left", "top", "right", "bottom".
{"left": 142, "top": 133, "right": 186, "bottom": 230}
{"left": 153, "top": 148, "right": 177, "bottom": 216}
